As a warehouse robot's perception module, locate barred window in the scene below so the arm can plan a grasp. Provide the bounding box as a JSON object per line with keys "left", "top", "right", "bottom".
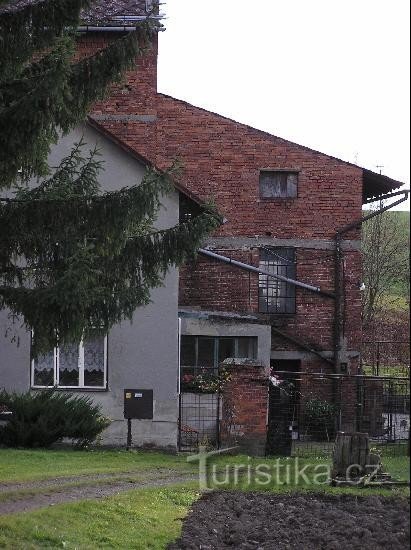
{"left": 259, "top": 248, "right": 296, "bottom": 314}
{"left": 259, "top": 171, "right": 298, "bottom": 198}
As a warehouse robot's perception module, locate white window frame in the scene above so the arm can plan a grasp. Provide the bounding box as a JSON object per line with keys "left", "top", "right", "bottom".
{"left": 31, "top": 335, "right": 108, "bottom": 390}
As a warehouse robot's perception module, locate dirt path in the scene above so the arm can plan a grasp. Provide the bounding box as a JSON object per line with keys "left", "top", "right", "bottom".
{"left": 0, "top": 469, "right": 196, "bottom": 515}
{"left": 0, "top": 467, "right": 186, "bottom": 492}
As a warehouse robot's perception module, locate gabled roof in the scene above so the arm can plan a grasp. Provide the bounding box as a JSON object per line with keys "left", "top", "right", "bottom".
{"left": 89, "top": 90, "right": 406, "bottom": 206}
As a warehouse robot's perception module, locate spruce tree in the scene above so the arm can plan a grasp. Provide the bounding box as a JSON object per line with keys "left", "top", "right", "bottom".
{"left": 0, "top": 0, "right": 220, "bottom": 354}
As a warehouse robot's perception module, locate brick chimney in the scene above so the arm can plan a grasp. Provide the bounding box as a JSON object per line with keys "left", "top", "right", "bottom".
{"left": 76, "top": 30, "right": 158, "bottom": 118}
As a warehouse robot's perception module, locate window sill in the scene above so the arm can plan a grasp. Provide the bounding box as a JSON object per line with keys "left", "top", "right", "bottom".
{"left": 31, "top": 386, "right": 109, "bottom": 392}
{"left": 258, "top": 197, "right": 298, "bottom": 202}
{"left": 258, "top": 312, "right": 297, "bottom": 318}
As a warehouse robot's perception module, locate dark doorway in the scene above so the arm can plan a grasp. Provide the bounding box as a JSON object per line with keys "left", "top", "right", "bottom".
{"left": 266, "top": 360, "right": 301, "bottom": 456}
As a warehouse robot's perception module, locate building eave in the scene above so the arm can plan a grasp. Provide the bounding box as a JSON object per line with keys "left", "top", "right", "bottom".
{"left": 86, "top": 116, "right": 213, "bottom": 209}
{"left": 362, "top": 169, "right": 405, "bottom": 203}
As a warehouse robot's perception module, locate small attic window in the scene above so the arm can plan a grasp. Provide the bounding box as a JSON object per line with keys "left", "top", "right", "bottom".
{"left": 259, "top": 171, "right": 298, "bottom": 199}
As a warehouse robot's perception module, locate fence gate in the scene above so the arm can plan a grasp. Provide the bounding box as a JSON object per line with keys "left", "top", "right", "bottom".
{"left": 178, "top": 392, "right": 221, "bottom": 452}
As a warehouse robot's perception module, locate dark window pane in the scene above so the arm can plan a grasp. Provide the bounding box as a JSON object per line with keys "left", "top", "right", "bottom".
{"left": 259, "top": 248, "right": 296, "bottom": 314}
{"left": 259, "top": 171, "right": 298, "bottom": 198}
{"left": 287, "top": 173, "right": 298, "bottom": 197}
{"left": 197, "top": 337, "right": 215, "bottom": 368}
{"left": 84, "top": 334, "right": 105, "bottom": 387}
{"left": 181, "top": 336, "right": 196, "bottom": 366}
{"left": 218, "top": 337, "right": 235, "bottom": 363}
{"left": 59, "top": 343, "right": 79, "bottom": 386}
{"left": 33, "top": 350, "right": 54, "bottom": 386}
{"left": 179, "top": 194, "right": 203, "bottom": 224}
{"left": 237, "top": 337, "right": 257, "bottom": 359}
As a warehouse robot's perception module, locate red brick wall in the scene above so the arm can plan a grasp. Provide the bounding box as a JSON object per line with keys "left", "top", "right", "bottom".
{"left": 221, "top": 362, "right": 269, "bottom": 455}
{"left": 180, "top": 247, "right": 362, "bottom": 355}
{"left": 155, "top": 94, "right": 363, "bottom": 241}
{"left": 180, "top": 249, "right": 260, "bottom": 313}
{"left": 76, "top": 33, "right": 363, "bottom": 240}
{"left": 76, "top": 32, "right": 363, "bottom": 361}
{"left": 76, "top": 32, "right": 158, "bottom": 115}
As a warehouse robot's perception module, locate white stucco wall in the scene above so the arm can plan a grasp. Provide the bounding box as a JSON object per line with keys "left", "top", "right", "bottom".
{"left": 0, "top": 124, "right": 180, "bottom": 449}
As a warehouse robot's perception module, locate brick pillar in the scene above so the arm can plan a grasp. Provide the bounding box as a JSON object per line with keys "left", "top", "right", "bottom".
{"left": 220, "top": 359, "right": 269, "bottom": 456}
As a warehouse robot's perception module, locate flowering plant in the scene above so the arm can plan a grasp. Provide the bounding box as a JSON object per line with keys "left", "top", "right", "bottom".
{"left": 181, "top": 368, "right": 231, "bottom": 393}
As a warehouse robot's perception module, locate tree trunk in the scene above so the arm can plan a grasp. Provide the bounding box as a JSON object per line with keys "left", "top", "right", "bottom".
{"left": 332, "top": 432, "right": 375, "bottom": 479}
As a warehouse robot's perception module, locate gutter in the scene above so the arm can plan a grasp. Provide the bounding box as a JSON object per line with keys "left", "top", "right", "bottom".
{"left": 77, "top": 25, "right": 164, "bottom": 33}
{"left": 77, "top": 15, "right": 164, "bottom": 33}
{"left": 333, "top": 189, "right": 410, "bottom": 372}
{"left": 198, "top": 248, "right": 335, "bottom": 299}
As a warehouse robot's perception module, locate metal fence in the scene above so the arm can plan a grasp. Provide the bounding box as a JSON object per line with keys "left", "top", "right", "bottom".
{"left": 362, "top": 340, "right": 410, "bottom": 376}
{"left": 178, "top": 392, "right": 221, "bottom": 452}
{"left": 267, "top": 371, "right": 410, "bottom": 457}
{"left": 178, "top": 370, "right": 409, "bottom": 457}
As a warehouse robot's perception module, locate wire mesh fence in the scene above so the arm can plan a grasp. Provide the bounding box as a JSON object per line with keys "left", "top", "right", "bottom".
{"left": 178, "top": 391, "right": 221, "bottom": 452}
{"left": 267, "top": 372, "right": 410, "bottom": 458}
{"left": 178, "top": 368, "right": 409, "bottom": 461}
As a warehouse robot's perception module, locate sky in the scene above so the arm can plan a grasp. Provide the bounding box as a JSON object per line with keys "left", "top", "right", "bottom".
{"left": 157, "top": 0, "right": 410, "bottom": 210}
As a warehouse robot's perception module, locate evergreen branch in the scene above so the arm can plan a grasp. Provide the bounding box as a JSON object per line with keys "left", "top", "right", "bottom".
{"left": 0, "top": 209, "right": 221, "bottom": 355}
{"left": 0, "top": 0, "right": 89, "bottom": 81}
{"left": 0, "top": 159, "right": 179, "bottom": 269}
{"left": 0, "top": 2, "right": 218, "bottom": 357}
{"left": 14, "top": 138, "right": 103, "bottom": 200}
{"left": 0, "top": 36, "right": 75, "bottom": 108}
{"left": 0, "top": 25, "right": 152, "bottom": 189}
{"left": 0, "top": 38, "right": 75, "bottom": 188}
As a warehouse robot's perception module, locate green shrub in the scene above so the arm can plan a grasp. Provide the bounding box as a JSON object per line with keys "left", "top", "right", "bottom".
{"left": 303, "top": 398, "right": 337, "bottom": 441}
{"left": 0, "top": 389, "right": 110, "bottom": 448}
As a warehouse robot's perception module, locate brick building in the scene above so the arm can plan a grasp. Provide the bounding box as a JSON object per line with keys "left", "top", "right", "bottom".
{"left": 1, "top": 1, "right": 405, "bottom": 450}
{"left": 80, "top": 3, "right": 403, "bottom": 383}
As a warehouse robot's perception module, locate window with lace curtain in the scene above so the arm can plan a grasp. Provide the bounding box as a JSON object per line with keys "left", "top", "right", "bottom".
{"left": 31, "top": 331, "right": 107, "bottom": 389}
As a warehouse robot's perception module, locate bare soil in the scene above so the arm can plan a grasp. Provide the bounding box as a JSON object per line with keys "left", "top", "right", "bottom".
{"left": 169, "top": 491, "right": 410, "bottom": 550}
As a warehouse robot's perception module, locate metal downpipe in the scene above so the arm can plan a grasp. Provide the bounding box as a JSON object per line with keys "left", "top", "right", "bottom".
{"left": 333, "top": 189, "right": 409, "bottom": 373}
{"left": 198, "top": 248, "right": 335, "bottom": 299}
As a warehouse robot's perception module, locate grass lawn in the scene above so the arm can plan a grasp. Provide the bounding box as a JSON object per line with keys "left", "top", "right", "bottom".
{"left": 362, "top": 364, "right": 409, "bottom": 377}
{"left": 0, "top": 449, "right": 409, "bottom": 548}
{"left": 206, "top": 453, "right": 410, "bottom": 495}
{"left": 0, "top": 448, "right": 193, "bottom": 483}
{"left": 0, "top": 485, "right": 200, "bottom": 549}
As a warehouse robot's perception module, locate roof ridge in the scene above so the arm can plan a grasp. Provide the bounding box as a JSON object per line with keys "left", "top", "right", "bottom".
{"left": 157, "top": 92, "right": 404, "bottom": 186}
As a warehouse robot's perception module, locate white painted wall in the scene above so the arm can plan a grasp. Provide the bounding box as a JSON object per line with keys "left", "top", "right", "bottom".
{"left": 0, "top": 124, "right": 180, "bottom": 449}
